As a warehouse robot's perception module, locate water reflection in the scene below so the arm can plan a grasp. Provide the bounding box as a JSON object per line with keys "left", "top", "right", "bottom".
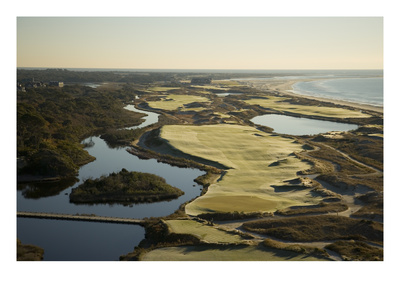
{"left": 124, "top": 104, "right": 159, "bottom": 129}
{"left": 216, "top": 92, "right": 242, "bottom": 97}
{"left": 17, "top": 177, "right": 78, "bottom": 199}
{"left": 17, "top": 104, "right": 204, "bottom": 260}
{"left": 18, "top": 133, "right": 204, "bottom": 219}
{"left": 251, "top": 114, "right": 358, "bottom": 135}
{"left": 17, "top": 218, "right": 145, "bottom": 261}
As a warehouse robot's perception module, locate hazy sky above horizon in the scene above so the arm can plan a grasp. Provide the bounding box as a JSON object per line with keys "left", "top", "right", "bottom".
{"left": 17, "top": 17, "right": 383, "bottom": 70}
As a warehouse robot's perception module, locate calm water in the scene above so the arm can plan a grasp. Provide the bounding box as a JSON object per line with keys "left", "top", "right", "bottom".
{"left": 251, "top": 114, "right": 358, "bottom": 135}
{"left": 216, "top": 92, "right": 242, "bottom": 97}
{"left": 292, "top": 77, "right": 383, "bottom": 107}
{"left": 17, "top": 218, "right": 145, "bottom": 261}
{"left": 124, "top": 104, "right": 159, "bottom": 129}
{"left": 17, "top": 136, "right": 205, "bottom": 218}
{"left": 17, "top": 104, "right": 204, "bottom": 260}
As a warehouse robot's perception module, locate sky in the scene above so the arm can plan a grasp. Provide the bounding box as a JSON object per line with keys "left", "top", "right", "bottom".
{"left": 17, "top": 17, "right": 383, "bottom": 70}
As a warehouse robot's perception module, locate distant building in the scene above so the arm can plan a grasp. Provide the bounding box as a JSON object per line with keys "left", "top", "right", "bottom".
{"left": 49, "top": 81, "right": 64, "bottom": 87}
{"left": 17, "top": 83, "right": 26, "bottom": 92}
{"left": 190, "top": 77, "right": 212, "bottom": 85}
{"left": 25, "top": 80, "right": 45, "bottom": 89}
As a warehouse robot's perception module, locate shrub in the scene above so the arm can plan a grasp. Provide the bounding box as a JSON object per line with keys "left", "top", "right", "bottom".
{"left": 243, "top": 215, "right": 383, "bottom": 243}
{"left": 70, "top": 169, "right": 184, "bottom": 204}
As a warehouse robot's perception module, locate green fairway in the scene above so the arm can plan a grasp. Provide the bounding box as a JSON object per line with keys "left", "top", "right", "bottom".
{"left": 164, "top": 219, "right": 246, "bottom": 243}
{"left": 160, "top": 124, "right": 322, "bottom": 215}
{"left": 147, "top": 94, "right": 210, "bottom": 111}
{"left": 141, "top": 244, "right": 329, "bottom": 261}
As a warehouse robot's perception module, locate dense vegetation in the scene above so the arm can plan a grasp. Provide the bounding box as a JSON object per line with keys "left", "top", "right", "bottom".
{"left": 321, "top": 133, "right": 383, "bottom": 171}
{"left": 17, "top": 68, "right": 273, "bottom": 85}
{"left": 242, "top": 215, "right": 383, "bottom": 243}
{"left": 17, "top": 239, "right": 44, "bottom": 261}
{"left": 17, "top": 84, "right": 144, "bottom": 179}
{"left": 18, "top": 68, "right": 182, "bottom": 84}
{"left": 275, "top": 200, "right": 348, "bottom": 216}
{"left": 325, "top": 240, "right": 383, "bottom": 261}
{"left": 69, "top": 168, "right": 184, "bottom": 204}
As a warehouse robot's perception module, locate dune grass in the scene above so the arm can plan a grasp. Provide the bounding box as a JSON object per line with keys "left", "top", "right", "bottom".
{"left": 164, "top": 219, "right": 245, "bottom": 243}
{"left": 141, "top": 244, "right": 329, "bottom": 261}
{"left": 160, "top": 124, "right": 323, "bottom": 215}
{"left": 243, "top": 215, "right": 383, "bottom": 243}
{"left": 147, "top": 94, "right": 210, "bottom": 111}
{"left": 326, "top": 240, "right": 383, "bottom": 261}
{"left": 244, "top": 97, "right": 371, "bottom": 118}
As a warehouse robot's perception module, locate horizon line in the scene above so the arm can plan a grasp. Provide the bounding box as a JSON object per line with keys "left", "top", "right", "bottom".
{"left": 17, "top": 67, "right": 384, "bottom": 71}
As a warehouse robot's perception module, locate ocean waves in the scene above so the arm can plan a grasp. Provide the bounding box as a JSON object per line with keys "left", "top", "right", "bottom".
{"left": 292, "top": 77, "right": 383, "bottom": 107}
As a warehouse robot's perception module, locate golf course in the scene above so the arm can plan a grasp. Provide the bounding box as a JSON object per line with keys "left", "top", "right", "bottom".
{"left": 122, "top": 75, "right": 383, "bottom": 262}
{"left": 160, "top": 124, "right": 323, "bottom": 215}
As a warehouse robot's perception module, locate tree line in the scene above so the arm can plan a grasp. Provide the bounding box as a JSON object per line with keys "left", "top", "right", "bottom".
{"left": 17, "top": 84, "right": 144, "bottom": 179}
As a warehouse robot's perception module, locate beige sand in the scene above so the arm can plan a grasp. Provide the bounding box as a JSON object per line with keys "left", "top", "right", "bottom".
{"left": 241, "top": 78, "right": 383, "bottom": 114}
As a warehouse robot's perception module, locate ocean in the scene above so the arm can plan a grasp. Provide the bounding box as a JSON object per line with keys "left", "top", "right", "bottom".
{"left": 291, "top": 76, "right": 383, "bottom": 107}
{"left": 18, "top": 67, "right": 384, "bottom": 107}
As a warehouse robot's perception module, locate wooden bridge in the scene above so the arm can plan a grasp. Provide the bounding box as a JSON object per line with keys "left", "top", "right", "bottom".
{"left": 17, "top": 211, "right": 146, "bottom": 226}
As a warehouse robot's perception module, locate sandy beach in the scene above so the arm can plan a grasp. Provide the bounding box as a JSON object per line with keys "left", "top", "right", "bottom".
{"left": 241, "top": 78, "right": 383, "bottom": 114}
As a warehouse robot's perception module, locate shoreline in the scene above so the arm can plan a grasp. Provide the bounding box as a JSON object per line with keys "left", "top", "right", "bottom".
{"left": 241, "top": 78, "right": 383, "bottom": 114}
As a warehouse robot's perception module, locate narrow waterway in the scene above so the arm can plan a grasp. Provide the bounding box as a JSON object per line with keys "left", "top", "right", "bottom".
{"left": 17, "top": 103, "right": 205, "bottom": 260}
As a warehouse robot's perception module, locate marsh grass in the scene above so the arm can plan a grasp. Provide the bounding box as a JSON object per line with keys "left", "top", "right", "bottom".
{"left": 275, "top": 201, "right": 348, "bottom": 216}
{"left": 351, "top": 192, "right": 383, "bottom": 221}
{"left": 243, "top": 215, "right": 383, "bottom": 243}
{"left": 326, "top": 240, "right": 383, "bottom": 261}
{"left": 296, "top": 139, "right": 383, "bottom": 193}
{"left": 322, "top": 134, "right": 383, "bottom": 171}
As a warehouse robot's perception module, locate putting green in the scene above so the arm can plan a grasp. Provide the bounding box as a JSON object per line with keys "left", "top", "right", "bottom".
{"left": 160, "top": 124, "right": 322, "bottom": 215}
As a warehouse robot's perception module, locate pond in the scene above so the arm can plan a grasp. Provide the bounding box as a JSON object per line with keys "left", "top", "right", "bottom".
{"left": 216, "top": 92, "right": 242, "bottom": 97}
{"left": 17, "top": 104, "right": 205, "bottom": 260}
{"left": 17, "top": 218, "right": 145, "bottom": 261}
{"left": 251, "top": 114, "right": 358, "bottom": 135}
